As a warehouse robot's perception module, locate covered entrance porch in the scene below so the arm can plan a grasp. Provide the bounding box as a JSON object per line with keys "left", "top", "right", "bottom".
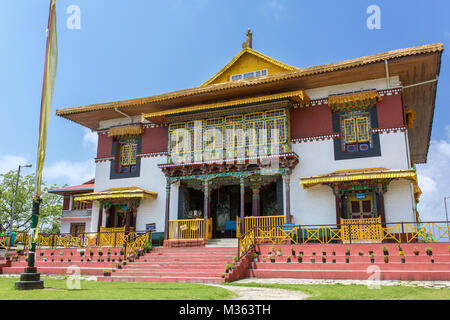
{"left": 160, "top": 153, "right": 299, "bottom": 244}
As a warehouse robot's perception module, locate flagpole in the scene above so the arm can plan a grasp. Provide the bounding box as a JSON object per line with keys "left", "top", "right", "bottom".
{"left": 16, "top": 0, "right": 57, "bottom": 290}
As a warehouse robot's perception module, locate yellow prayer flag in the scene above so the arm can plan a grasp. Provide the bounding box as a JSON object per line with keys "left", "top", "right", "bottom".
{"left": 35, "top": 0, "right": 58, "bottom": 198}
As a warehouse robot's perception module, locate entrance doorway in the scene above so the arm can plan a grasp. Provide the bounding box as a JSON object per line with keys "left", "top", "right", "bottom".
{"left": 348, "top": 194, "right": 374, "bottom": 219}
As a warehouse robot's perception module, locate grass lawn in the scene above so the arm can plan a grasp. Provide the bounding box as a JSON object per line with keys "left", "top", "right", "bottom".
{"left": 228, "top": 283, "right": 450, "bottom": 300}
{"left": 0, "top": 276, "right": 235, "bottom": 300}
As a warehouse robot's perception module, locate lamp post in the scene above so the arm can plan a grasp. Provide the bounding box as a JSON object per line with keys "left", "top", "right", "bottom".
{"left": 444, "top": 197, "right": 450, "bottom": 229}
{"left": 7, "top": 164, "right": 32, "bottom": 250}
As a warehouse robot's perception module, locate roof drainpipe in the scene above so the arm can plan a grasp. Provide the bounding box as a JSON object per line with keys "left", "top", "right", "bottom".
{"left": 384, "top": 60, "right": 390, "bottom": 89}
{"left": 114, "top": 107, "right": 133, "bottom": 124}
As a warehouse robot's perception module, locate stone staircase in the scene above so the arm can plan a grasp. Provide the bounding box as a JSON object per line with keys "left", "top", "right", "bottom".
{"left": 98, "top": 246, "right": 238, "bottom": 284}
{"left": 247, "top": 243, "right": 450, "bottom": 281}
{"left": 205, "top": 238, "right": 239, "bottom": 247}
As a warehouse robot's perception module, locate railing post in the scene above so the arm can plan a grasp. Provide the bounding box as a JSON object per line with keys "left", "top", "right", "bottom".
{"left": 401, "top": 221, "right": 405, "bottom": 243}
{"left": 114, "top": 231, "right": 117, "bottom": 248}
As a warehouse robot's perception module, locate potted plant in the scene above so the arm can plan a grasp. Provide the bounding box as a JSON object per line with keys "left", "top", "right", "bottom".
{"left": 107, "top": 248, "right": 112, "bottom": 257}
{"left": 297, "top": 253, "right": 303, "bottom": 263}
{"left": 50, "top": 250, "right": 54, "bottom": 257}
{"left": 60, "top": 250, "right": 64, "bottom": 256}
{"left": 80, "top": 249, "right": 85, "bottom": 257}
{"left": 413, "top": 247, "right": 419, "bottom": 256}
{"left": 15, "top": 248, "right": 23, "bottom": 256}
{"left": 39, "top": 251, "right": 44, "bottom": 257}
{"left": 60, "top": 257, "right": 64, "bottom": 262}
{"left": 369, "top": 253, "right": 375, "bottom": 263}
{"left": 321, "top": 249, "right": 326, "bottom": 256}
{"left": 425, "top": 247, "right": 433, "bottom": 256}
{"left": 252, "top": 252, "right": 258, "bottom": 263}
{"left": 276, "top": 248, "right": 283, "bottom": 256}
{"left": 268, "top": 246, "right": 274, "bottom": 255}
{"left": 358, "top": 251, "right": 364, "bottom": 256}
{"left": 310, "top": 256, "right": 316, "bottom": 264}
{"left": 103, "top": 269, "right": 111, "bottom": 276}
{"left": 119, "top": 249, "right": 124, "bottom": 256}
{"left": 262, "top": 257, "right": 266, "bottom": 263}
{"left": 321, "top": 255, "right": 326, "bottom": 263}
{"left": 290, "top": 246, "right": 296, "bottom": 257}
{"left": 5, "top": 252, "right": 11, "bottom": 261}
{"left": 384, "top": 255, "right": 389, "bottom": 263}
{"left": 430, "top": 256, "right": 435, "bottom": 264}
{"left": 345, "top": 257, "right": 350, "bottom": 263}
{"left": 98, "top": 248, "right": 103, "bottom": 256}
{"left": 312, "top": 251, "right": 316, "bottom": 256}
{"left": 332, "top": 251, "right": 336, "bottom": 256}
{"left": 332, "top": 258, "right": 336, "bottom": 263}
{"left": 399, "top": 250, "right": 405, "bottom": 263}
{"left": 270, "top": 254, "right": 276, "bottom": 263}
{"left": 345, "top": 248, "right": 350, "bottom": 256}
{"left": 286, "top": 255, "right": 291, "bottom": 263}
{"left": 89, "top": 248, "right": 94, "bottom": 257}
{"left": 382, "top": 246, "right": 389, "bottom": 256}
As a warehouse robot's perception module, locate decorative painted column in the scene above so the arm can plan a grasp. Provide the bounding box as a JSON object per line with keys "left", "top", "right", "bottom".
{"left": 97, "top": 201, "right": 103, "bottom": 233}
{"left": 334, "top": 191, "right": 343, "bottom": 228}
{"left": 240, "top": 177, "right": 245, "bottom": 233}
{"left": 164, "top": 179, "right": 171, "bottom": 241}
{"left": 203, "top": 179, "right": 210, "bottom": 239}
{"left": 282, "top": 174, "right": 291, "bottom": 223}
{"left": 125, "top": 206, "right": 131, "bottom": 234}
{"left": 252, "top": 187, "right": 260, "bottom": 217}
{"left": 377, "top": 188, "right": 387, "bottom": 227}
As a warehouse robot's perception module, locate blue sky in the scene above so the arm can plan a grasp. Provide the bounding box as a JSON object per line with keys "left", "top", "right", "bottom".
{"left": 0, "top": 0, "right": 449, "bottom": 221}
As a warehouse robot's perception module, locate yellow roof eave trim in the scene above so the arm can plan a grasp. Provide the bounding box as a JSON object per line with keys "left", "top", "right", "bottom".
{"left": 141, "top": 89, "right": 310, "bottom": 121}
{"left": 300, "top": 170, "right": 417, "bottom": 189}
{"left": 73, "top": 187, "right": 158, "bottom": 202}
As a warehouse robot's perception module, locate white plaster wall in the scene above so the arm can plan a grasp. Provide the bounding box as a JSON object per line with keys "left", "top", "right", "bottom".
{"left": 290, "top": 131, "right": 414, "bottom": 225}
{"left": 383, "top": 179, "right": 416, "bottom": 223}
{"left": 305, "top": 76, "right": 401, "bottom": 100}
{"left": 92, "top": 155, "right": 171, "bottom": 233}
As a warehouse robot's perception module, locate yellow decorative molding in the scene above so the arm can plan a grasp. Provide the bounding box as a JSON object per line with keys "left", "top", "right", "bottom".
{"left": 107, "top": 124, "right": 144, "bottom": 137}
{"left": 405, "top": 108, "right": 417, "bottom": 129}
{"left": 328, "top": 90, "right": 382, "bottom": 111}
{"left": 300, "top": 168, "right": 417, "bottom": 189}
{"left": 74, "top": 186, "right": 157, "bottom": 202}
{"left": 141, "top": 90, "right": 309, "bottom": 121}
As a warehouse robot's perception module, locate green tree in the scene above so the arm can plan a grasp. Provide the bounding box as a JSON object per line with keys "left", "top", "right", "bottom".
{"left": 0, "top": 170, "right": 65, "bottom": 234}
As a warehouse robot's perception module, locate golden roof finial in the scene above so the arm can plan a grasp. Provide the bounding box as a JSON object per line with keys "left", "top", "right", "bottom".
{"left": 242, "top": 28, "right": 253, "bottom": 49}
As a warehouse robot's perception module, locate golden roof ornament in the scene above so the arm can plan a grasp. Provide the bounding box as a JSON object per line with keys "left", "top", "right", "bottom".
{"left": 242, "top": 28, "right": 253, "bottom": 49}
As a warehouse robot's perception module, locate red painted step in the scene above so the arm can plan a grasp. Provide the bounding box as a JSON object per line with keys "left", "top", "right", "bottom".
{"left": 98, "top": 246, "right": 237, "bottom": 284}
{"left": 247, "top": 243, "right": 450, "bottom": 281}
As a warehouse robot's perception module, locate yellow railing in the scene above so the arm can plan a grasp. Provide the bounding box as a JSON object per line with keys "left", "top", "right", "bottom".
{"left": 238, "top": 228, "right": 255, "bottom": 259}
{"left": 242, "top": 220, "right": 450, "bottom": 245}
{"left": 168, "top": 218, "right": 212, "bottom": 240}
{"left": 341, "top": 217, "right": 383, "bottom": 243}
{"left": 237, "top": 215, "right": 286, "bottom": 238}
{"left": 124, "top": 232, "right": 150, "bottom": 258}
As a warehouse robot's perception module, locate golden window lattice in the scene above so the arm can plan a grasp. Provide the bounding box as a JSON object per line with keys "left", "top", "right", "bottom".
{"left": 167, "top": 108, "right": 289, "bottom": 161}
{"left": 343, "top": 118, "right": 357, "bottom": 144}
{"left": 245, "top": 112, "right": 265, "bottom": 146}
{"left": 204, "top": 118, "right": 224, "bottom": 151}
{"left": 356, "top": 117, "right": 370, "bottom": 142}
{"left": 225, "top": 115, "right": 244, "bottom": 149}
{"left": 120, "top": 142, "right": 137, "bottom": 166}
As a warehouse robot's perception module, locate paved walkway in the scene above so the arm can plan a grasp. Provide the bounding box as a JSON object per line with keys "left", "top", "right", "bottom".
{"left": 210, "top": 283, "right": 310, "bottom": 300}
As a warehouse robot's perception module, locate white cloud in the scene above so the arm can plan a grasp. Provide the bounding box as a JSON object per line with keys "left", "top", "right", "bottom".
{"left": 416, "top": 125, "right": 450, "bottom": 222}
{"left": 0, "top": 154, "right": 30, "bottom": 174}
{"left": 43, "top": 159, "right": 95, "bottom": 186}
{"left": 264, "top": 0, "right": 284, "bottom": 20}
{"left": 82, "top": 128, "right": 98, "bottom": 153}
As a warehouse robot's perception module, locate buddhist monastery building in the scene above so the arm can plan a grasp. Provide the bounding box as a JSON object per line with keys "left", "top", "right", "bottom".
{"left": 55, "top": 32, "right": 443, "bottom": 245}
